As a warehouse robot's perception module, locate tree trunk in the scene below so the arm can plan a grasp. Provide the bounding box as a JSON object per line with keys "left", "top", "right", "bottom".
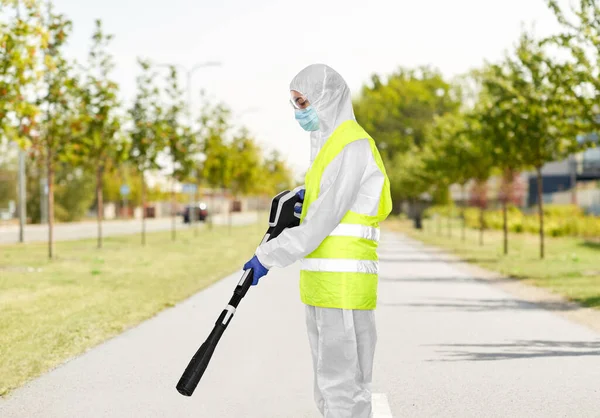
{"left": 537, "top": 167, "right": 545, "bottom": 259}
{"left": 141, "top": 172, "right": 146, "bottom": 246}
{"left": 171, "top": 179, "right": 176, "bottom": 241}
{"left": 502, "top": 198, "right": 508, "bottom": 255}
{"left": 96, "top": 165, "right": 104, "bottom": 249}
{"left": 461, "top": 184, "right": 466, "bottom": 242}
{"left": 47, "top": 148, "right": 54, "bottom": 260}
{"left": 479, "top": 206, "right": 484, "bottom": 246}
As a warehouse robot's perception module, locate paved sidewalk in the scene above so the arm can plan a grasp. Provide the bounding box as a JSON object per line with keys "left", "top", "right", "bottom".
{"left": 1, "top": 232, "right": 599, "bottom": 417}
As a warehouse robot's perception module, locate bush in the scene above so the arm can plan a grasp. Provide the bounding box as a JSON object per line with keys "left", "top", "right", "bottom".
{"left": 427, "top": 204, "right": 600, "bottom": 239}
{"left": 464, "top": 208, "right": 481, "bottom": 228}
{"left": 543, "top": 204, "right": 584, "bottom": 218}
{"left": 424, "top": 204, "right": 457, "bottom": 218}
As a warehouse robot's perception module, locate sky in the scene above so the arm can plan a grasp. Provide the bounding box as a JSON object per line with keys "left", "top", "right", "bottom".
{"left": 51, "top": 0, "right": 567, "bottom": 179}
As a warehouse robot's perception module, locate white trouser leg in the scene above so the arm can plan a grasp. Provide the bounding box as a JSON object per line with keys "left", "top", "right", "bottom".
{"left": 306, "top": 305, "right": 326, "bottom": 415}
{"left": 305, "top": 305, "right": 377, "bottom": 418}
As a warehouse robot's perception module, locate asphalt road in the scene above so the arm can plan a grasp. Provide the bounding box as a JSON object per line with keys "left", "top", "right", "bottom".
{"left": 1, "top": 232, "right": 600, "bottom": 417}
{"left": 0, "top": 212, "right": 260, "bottom": 245}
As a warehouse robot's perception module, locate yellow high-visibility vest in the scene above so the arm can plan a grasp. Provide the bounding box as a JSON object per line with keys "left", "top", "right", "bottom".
{"left": 299, "top": 120, "right": 392, "bottom": 310}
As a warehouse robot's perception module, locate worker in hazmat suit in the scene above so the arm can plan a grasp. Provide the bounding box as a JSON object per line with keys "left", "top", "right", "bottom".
{"left": 243, "top": 63, "right": 392, "bottom": 418}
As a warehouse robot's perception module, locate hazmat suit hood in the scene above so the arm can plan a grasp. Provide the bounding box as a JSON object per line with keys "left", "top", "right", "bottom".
{"left": 290, "top": 64, "right": 355, "bottom": 164}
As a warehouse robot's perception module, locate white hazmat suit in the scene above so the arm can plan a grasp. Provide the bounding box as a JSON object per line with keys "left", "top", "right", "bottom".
{"left": 255, "top": 64, "right": 385, "bottom": 418}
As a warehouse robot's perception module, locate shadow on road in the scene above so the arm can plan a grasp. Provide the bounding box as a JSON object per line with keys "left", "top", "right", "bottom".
{"left": 378, "top": 296, "right": 577, "bottom": 312}
{"left": 426, "top": 340, "right": 600, "bottom": 361}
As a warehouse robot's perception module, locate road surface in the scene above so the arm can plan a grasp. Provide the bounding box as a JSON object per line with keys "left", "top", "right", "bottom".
{"left": 1, "top": 232, "right": 599, "bottom": 417}
{"left": 0, "top": 212, "right": 260, "bottom": 245}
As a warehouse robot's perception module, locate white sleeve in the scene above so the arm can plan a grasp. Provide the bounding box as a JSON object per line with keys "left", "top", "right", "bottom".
{"left": 255, "top": 139, "right": 370, "bottom": 269}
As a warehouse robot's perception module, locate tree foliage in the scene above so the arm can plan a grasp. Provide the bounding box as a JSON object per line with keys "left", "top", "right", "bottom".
{"left": 128, "top": 59, "right": 165, "bottom": 174}
{"left": 198, "top": 100, "right": 233, "bottom": 192}
{"left": 0, "top": 0, "right": 44, "bottom": 148}
{"left": 489, "top": 32, "right": 585, "bottom": 172}
{"left": 76, "top": 19, "right": 124, "bottom": 170}
{"left": 33, "top": 2, "right": 84, "bottom": 258}
{"left": 36, "top": 5, "right": 82, "bottom": 164}
{"left": 259, "top": 149, "right": 293, "bottom": 196}
{"left": 353, "top": 66, "right": 463, "bottom": 208}
{"left": 1, "top": 0, "right": 295, "bottom": 256}
{"left": 163, "top": 66, "right": 196, "bottom": 182}
{"left": 546, "top": 0, "right": 600, "bottom": 131}
{"left": 228, "top": 127, "right": 262, "bottom": 197}
{"left": 353, "top": 66, "right": 461, "bottom": 159}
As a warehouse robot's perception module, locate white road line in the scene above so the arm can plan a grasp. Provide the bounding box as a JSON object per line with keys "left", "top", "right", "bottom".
{"left": 372, "top": 393, "right": 393, "bottom": 417}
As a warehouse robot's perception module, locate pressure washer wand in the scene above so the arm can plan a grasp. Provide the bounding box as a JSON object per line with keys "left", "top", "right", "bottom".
{"left": 176, "top": 189, "right": 302, "bottom": 397}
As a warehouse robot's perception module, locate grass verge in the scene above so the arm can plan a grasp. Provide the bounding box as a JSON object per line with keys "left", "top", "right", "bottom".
{"left": 0, "top": 221, "right": 262, "bottom": 396}
{"left": 384, "top": 217, "right": 600, "bottom": 310}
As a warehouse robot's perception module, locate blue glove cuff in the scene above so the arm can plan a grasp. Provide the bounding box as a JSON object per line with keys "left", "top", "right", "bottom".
{"left": 243, "top": 255, "right": 269, "bottom": 286}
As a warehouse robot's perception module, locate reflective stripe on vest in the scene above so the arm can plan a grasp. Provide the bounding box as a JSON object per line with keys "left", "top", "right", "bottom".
{"left": 329, "top": 224, "right": 380, "bottom": 241}
{"left": 300, "top": 258, "right": 379, "bottom": 274}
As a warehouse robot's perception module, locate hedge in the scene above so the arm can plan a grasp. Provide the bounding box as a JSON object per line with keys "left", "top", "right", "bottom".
{"left": 425, "top": 204, "right": 600, "bottom": 239}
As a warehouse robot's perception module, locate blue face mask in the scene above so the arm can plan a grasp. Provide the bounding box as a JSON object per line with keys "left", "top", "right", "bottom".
{"left": 295, "top": 106, "right": 320, "bottom": 131}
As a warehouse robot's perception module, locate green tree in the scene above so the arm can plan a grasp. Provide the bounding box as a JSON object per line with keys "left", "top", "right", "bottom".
{"left": 353, "top": 66, "right": 462, "bottom": 213}
{"left": 228, "top": 127, "right": 262, "bottom": 229}
{"left": 479, "top": 64, "right": 527, "bottom": 254}
{"left": 198, "top": 101, "right": 233, "bottom": 229}
{"left": 463, "top": 107, "right": 496, "bottom": 246}
{"left": 75, "top": 19, "right": 124, "bottom": 249}
{"left": 128, "top": 59, "right": 166, "bottom": 245}
{"left": 422, "top": 111, "right": 477, "bottom": 239}
{"left": 260, "top": 149, "right": 293, "bottom": 197}
{"left": 353, "top": 66, "right": 461, "bottom": 159}
{"left": 388, "top": 151, "right": 430, "bottom": 203}
{"left": 162, "top": 66, "right": 196, "bottom": 240}
{"left": 546, "top": 0, "right": 600, "bottom": 132}
{"left": 35, "top": 3, "right": 85, "bottom": 258}
{"left": 1, "top": 0, "right": 45, "bottom": 238}
{"left": 0, "top": 0, "right": 43, "bottom": 148}
{"left": 487, "top": 32, "right": 585, "bottom": 258}
{"left": 229, "top": 128, "right": 262, "bottom": 197}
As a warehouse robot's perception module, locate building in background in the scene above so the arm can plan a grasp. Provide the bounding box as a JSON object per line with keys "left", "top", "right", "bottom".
{"left": 448, "top": 134, "right": 600, "bottom": 214}
{"left": 526, "top": 134, "right": 600, "bottom": 213}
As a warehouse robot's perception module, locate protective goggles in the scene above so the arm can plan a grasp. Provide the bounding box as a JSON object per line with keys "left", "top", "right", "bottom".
{"left": 289, "top": 94, "right": 310, "bottom": 110}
